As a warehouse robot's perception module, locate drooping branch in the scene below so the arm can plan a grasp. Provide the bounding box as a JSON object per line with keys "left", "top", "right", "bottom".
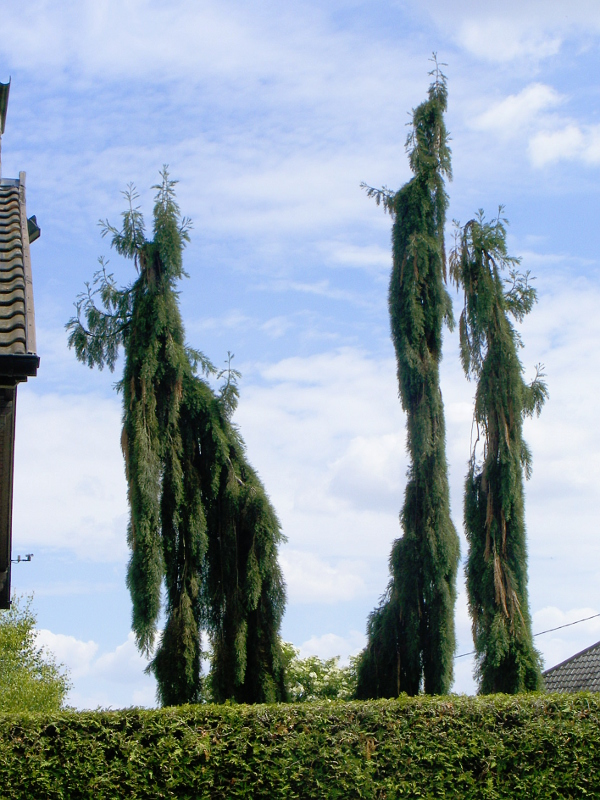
{"left": 359, "top": 183, "right": 396, "bottom": 215}
{"left": 65, "top": 259, "right": 133, "bottom": 371}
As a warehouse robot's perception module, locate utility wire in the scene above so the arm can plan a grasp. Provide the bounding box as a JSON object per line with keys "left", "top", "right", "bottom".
{"left": 534, "top": 612, "right": 600, "bottom": 637}
{"left": 455, "top": 612, "right": 600, "bottom": 660}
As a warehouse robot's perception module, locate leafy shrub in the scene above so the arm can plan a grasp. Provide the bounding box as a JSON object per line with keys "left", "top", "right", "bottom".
{"left": 0, "top": 597, "right": 70, "bottom": 713}
{"left": 1, "top": 694, "right": 599, "bottom": 798}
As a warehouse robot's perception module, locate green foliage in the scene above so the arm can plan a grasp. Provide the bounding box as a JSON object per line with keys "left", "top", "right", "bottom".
{"left": 1, "top": 695, "right": 600, "bottom": 798}
{"left": 355, "top": 548, "right": 411, "bottom": 699}
{"left": 281, "top": 642, "right": 358, "bottom": 701}
{"left": 0, "top": 597, "right": 70, "bottom": 713}
{"left": 66, "top": 168, "right": 286, "bottom": 706}
{"left": 358, "top": 58, "right": 459, "bottom": 697}
{"left": 202, "top": 436, "right": 287, "bottom": 705}
{"left": 450, "top": 210, "right": 548, "bottom": 694}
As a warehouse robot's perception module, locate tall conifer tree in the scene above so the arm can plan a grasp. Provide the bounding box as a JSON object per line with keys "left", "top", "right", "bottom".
{"left": 67, "top": 169, "right": 286, "bottom": 705}
{"left": 356, "top": 61, "right": 459, "bottom": 697}
{"left": 450, "top": 210, "right": 547, "bottom": 693}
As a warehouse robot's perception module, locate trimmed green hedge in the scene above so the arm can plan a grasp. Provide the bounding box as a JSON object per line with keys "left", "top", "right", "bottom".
{"left": 0, "top": 694, "right": 598, "bottom": 798}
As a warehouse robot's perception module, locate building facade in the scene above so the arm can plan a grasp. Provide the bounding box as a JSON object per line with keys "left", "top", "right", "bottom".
{"left": 0, "top": 80, "right": 40, "bottom": 608}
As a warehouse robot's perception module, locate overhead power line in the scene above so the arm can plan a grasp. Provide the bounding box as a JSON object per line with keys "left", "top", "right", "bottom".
{"left": 455, "top": 612, "right": 600, "bottom": 660}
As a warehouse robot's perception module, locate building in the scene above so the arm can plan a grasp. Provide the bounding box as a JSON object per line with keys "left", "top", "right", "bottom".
{"left": 543, "top": 641, "right": 600, "bottom": 693}
{"left": 0, "top": 79, "right": 40, "bottom": 609}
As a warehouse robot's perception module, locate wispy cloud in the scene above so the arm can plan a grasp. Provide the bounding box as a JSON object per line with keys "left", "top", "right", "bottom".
{"left": 13, "top": 392, "right": 127, "bottom": 562}
{"left": 281, "top": 551, "right": 366, "bottom": 604}
{"left": 458, "top": 19, "right": 561, "bottom": 63}
{"left": 299, "top": 630, "right": 366, "bottom": 663}
{"left": 467, "top": 82, "right": 600, "bottom": 171}
{"left": 321, "top": 242, "right": 391, "bottom": 275}
{"left": 36, "top": 629, "right": 99, "bottom": 680}
{"left": 37, "top": 628, "right": 156, "bottom": 708}
{"left": 419, "top": 0, "right": 600, "bottom": 63}
{"left": 264, "top": 279, "right": 375, "bottom": 307}
{"left": 529, "top": 124, "right": 600, "bottom": 167}
{"left": 472, "top": 84, "right": 562, "bottom": 136}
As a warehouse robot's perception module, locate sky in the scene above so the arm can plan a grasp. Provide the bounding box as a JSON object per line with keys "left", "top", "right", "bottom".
{"left": 1, "top": 0, "right": 600, "bottom": 707}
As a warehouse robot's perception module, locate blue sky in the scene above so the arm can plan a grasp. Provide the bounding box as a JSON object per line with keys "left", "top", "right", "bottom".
{"left": 2, "top": 0, "right": 600, "bottom": 706}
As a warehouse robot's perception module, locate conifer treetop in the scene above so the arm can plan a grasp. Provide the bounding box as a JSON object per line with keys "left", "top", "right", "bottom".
{"left": 360, "top": 54, "right": 451, "bottom": 217}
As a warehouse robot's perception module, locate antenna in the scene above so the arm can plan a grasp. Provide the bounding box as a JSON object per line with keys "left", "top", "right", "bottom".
{"left": 11, "top": 554, "right": 33, "bottom": 564}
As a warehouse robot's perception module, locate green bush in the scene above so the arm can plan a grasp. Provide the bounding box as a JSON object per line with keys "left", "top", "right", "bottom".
{"left": 0, "top": 694, "right": 598, "bottom": 798}
{"left": 0, "top": 597, "right": 71, "bottom": 713}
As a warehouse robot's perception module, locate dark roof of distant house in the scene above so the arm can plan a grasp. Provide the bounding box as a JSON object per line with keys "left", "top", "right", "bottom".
{"left": 543, "top": 640, "right": 600, "bottom": 693}
{"left": 0, "top": 174, "right": 38, "bottom": 376}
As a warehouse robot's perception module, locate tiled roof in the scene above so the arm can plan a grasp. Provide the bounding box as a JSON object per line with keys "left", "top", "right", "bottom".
{"left": 0, "top": 182, "right": 28, "bottom": 354}
{"left": 0, "top": 174, "right": 38, "bottom": 375}
{"left": 543, "top": 640, "right": 600, "bottom": 693}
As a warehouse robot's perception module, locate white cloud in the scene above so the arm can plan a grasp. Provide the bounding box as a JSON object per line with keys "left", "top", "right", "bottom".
{"left": 12, "top": 391, "right": 127, "bottom": 561}
{"left": 193, "top": 310, "right": 252, "bottom": 332}
{"left": 236, "top": 349, "right": 406, "bottom": 568}
{"left": 36, "top": 627, "right": 156, "bottom": 709}
{"left": 0, "top": 0, "right": 271, "bottom": 79}
{"left": 467, "top": 82, "right": 600, "bottom": 172}
{"left": 189, "top": 311, "right": 308, "bottom": 343}
{"left": 36, "top": 629, "right": 98, "bottom": 679}
{"left": 266, "top": 278, "right": 370, "bottom": 306}
{"left": 418, "top": 0, "right": 600, "bottom": 63}
{"left": 328, "top": 433, "right": 406, "bottom": 513}
{"left": 6, "top": 0, "right": 600, "bottom": 79}
{"left": 322, "top": 242, "right": 391, "bottom": 274}
{"left": 458, "top": 18, "right": 561, "bottom": 63}
{"left": 281, "top": 550, "right": 366, "bottom": 604}
{"left": 473, "top": 83, "right": 562, "bottom": 136}
{"left": 92, "top": 632, "right": 152, "bottom": 685}
{"left": 529, "top": 124, "right": 600, "bottom": 167}
{"left": 0, "top": 0, "right": 423, "bottom": 130}
{"left": 299, "top": 630, "right": 365, "bottom": 663}
{"left": 261, "top": 316, "right": 295, "bottom": 339}
{"left": 0, "top": 0, "right": 425, "bottom": 249}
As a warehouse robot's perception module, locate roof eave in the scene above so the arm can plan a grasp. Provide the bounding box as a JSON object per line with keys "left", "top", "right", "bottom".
{"left": 0, "top": 353, "right": 39, "bottom": 383}
{"left": 0, "top": 80, "right": 10, "bottom": 136}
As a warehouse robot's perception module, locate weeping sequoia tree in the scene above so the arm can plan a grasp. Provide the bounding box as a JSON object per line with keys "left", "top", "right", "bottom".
{"left": 450, "top": 210, "right": 547, "bottom": 693}
{"left": 67, "top": 170, "right": 286, "bottom": 706}
{"left": 355, "top": 61, "right": 459, "bottom": 697}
